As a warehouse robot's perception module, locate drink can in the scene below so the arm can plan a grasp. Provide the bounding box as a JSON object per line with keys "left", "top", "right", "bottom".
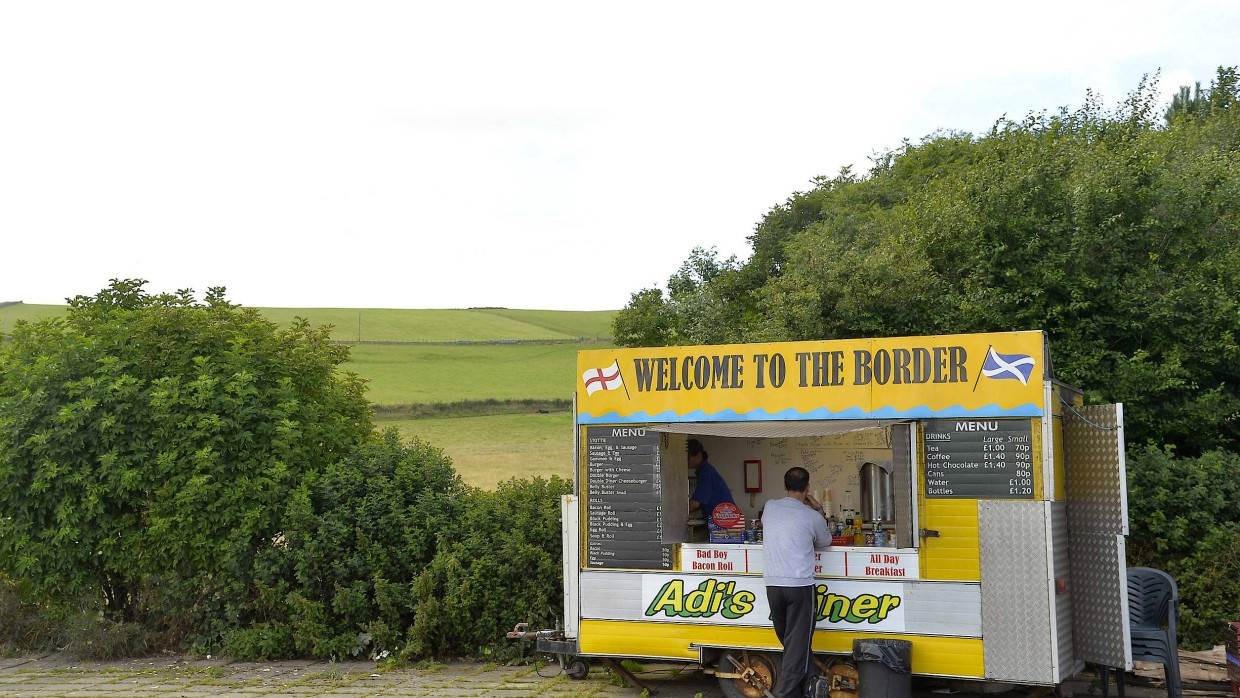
{"left": 874, "top": 530, "right": 887, "bottom": 547}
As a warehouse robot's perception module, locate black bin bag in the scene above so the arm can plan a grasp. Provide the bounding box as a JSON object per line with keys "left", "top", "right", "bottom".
{"left": 851, "top": 638, "right": 912, "bottom": 698}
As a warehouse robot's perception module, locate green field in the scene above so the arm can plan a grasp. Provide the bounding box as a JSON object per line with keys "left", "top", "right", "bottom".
{"left": 348, "top": 342, "right": 607, "bottom": 405}
{"left": 384, "top": 412, "right": 574, "bottom": 489}
{"left": 1, "top": 303, "right": 67, "bottom": 332}
{"left": 258, "top": 307, "right": 614, "bottom": 342}
{"left": 470, "top": 308, "right": 615, "bottom": 340}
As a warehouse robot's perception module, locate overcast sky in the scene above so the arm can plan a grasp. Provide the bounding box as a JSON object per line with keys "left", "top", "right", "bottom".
{"left": 2, "top": 1, "right": 1237, "bottom": 311}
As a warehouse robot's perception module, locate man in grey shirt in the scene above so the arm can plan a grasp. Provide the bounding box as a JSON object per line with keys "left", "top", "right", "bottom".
{"left": 762, "top": 467, "right": 832, "bottom": 698}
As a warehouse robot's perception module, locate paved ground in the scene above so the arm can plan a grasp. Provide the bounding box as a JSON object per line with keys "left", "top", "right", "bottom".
{"left": 0, "top": 654, "right": 702, "bottom": 698}
{"left": 0, "top": 650, "right": 1232, "bottom": 697}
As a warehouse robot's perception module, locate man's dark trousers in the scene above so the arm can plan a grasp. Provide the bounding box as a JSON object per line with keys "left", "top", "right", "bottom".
{"left": 766, "top": 584, "right": 817, "bottom": 698}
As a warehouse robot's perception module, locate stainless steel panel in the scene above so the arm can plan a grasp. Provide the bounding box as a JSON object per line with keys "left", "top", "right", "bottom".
{"left": 979, "top": 500, "right": 1055, "bottom": 684}
{"left": 903, "top": 582, "right": 982, "bottom": 636}
{"left": 1064, "top": 404, "right": 1128, "bottom": 536}
{"left": 1068, "top": 533, "right": 1131, "bottom": 669}
{"left": 1063, "top": 403, "right": 1131, "bottom": 670}
{"left": 564, "top": 495, "right": 581, "bottom": 638}
{"left": 579, "top": 571, "right": 644, "bottom": 619}
{"left": 893, "top": 423, "right": 914, "bottom": 550}
{"left": 1051, "top": 502, "right": 1078, "bottom": 680}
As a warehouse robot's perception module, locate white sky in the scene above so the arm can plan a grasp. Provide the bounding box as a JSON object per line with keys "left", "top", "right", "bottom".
{"left": 2, "top": 1, "right": 1236, "bottom": 311}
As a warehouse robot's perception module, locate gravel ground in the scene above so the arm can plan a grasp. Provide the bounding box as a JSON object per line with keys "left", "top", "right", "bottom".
{"left": 0, "top": 651, "right": 1231, "bottom": 698}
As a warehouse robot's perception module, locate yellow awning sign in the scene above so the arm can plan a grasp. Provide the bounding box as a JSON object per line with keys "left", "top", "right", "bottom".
{"left": 577, "top": 331, "right": 1046, "bottom": 424}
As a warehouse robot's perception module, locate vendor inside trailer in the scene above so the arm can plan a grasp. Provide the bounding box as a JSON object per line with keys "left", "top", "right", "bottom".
{"left": 685, "top": 437, "right": 736, "bottom": 538}
{"left": 655, "top": 420, "right": 914, "bottom": 555}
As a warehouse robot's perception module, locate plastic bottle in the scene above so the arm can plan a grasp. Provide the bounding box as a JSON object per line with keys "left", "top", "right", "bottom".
{"left": 873, "top": 521, "right": 886, "bottom": 547}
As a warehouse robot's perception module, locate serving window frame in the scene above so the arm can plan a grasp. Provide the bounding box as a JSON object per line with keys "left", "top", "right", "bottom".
{"left": 643, "top": 420, "right": 918, "bottom": 553}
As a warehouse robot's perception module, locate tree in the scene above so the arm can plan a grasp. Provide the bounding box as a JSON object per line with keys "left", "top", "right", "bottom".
{"left": 612, "top": 288, "right": 673, "bottom": 347}
{"left": 0, "top": 280, "right": 373, "bottom": 624}
{"left": 611, "top": 247, "right": 745, "bottom": 346}
{"left": 1165, "top": 66, "right": 1239, "bottom": 122}
{"left": 615, "top": 68, "right": 1240, "bottom": 647}
{"left": 618, "top": 69, "right": 1240, "bottom": 457}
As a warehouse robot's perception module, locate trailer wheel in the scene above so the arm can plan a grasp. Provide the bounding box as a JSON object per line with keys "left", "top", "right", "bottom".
{"left": 718, "top": 650, "right": 778, "bottom": 698}
{"left": 566, "top": 657, "right": 590, "bottom": 680}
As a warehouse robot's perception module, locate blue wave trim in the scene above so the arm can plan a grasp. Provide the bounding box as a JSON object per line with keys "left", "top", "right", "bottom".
{"left": 576, "top": 403, "right": 1043, "bottom": 424}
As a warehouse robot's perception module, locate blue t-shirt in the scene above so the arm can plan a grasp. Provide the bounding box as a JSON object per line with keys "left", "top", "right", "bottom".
{"left": 692, "top": 460, "right": 735, "bottom": 521}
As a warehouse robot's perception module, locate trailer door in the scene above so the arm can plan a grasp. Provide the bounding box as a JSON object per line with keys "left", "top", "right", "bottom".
{"left": 1063, "top": 403, "right": 1132, "bottom": 674}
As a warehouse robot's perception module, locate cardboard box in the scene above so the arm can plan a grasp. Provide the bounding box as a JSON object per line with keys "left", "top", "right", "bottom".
{"left": 708, "top": 515, "right": 746, "bottom": 544}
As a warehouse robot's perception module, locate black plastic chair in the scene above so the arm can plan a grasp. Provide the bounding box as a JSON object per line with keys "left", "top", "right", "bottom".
{"left": 1101, "top": 567, "right": 1182, "bottom": 698}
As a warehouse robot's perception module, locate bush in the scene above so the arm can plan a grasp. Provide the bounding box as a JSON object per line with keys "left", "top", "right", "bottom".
{"left": 1173, "top": 525, "right": 1240, "bottom": 649}
{"left": 0, "top": 280, "right": 372, "bottom": 646}
{"left": 220, "top": 429, "right": 466, "bottom": 659}
{"left": 1126, "top": 444, "right": 1240, "bottom": 648}
{"left": 0, "top": 280, "right": 572, "bottom": 660}
{"left": 216, "top": 440, "right": 568, "bottom": 662}
{"left": 0, "top": 574, "right": 171, "bottom": 659}
{"left": 404, "top": 476, "right": 570, "bottom": 662}
{"left": 0, "top": 575, "right": 58, "bottom": 655}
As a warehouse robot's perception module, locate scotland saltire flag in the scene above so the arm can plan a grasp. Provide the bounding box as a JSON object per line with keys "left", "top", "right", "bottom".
{"left": 981, "top": 347, "right": 1036, "bottom": 385}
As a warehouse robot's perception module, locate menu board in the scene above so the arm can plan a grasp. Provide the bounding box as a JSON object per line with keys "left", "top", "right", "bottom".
{"left": 923, "top": 419, "right": 1034, "bottom": 499}
{"left": 584, "top": 426, "right": 673, "bottom": 569}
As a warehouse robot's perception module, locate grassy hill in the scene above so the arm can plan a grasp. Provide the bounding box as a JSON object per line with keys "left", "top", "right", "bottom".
{"left": 348, "top": 343, "right": 587, "bottom": 405}
{"left": 386, "top": 412, "right": 573, "bottom": 489}
{"left": 2, "top": 301, "right": 614, "bottom": 488}
{"left": 1, "top": 303, "right": 67, "bottom": 332}
{"left": 3, "top": 303, "right": 613, "bottom": 343}
{"left": 258, "top": 307, "right": 615, "bottom": 343}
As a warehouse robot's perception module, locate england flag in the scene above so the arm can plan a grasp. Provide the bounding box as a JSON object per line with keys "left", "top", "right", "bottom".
{"left": 981, "top": 347, "right": 1036, "bottom": 385}
{"left": 582, "top": 360, "right": 625, "bottom": 396}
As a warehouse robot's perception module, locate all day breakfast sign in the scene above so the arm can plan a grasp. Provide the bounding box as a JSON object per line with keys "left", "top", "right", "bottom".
{"left": 577, "top": 331, "right": 1047, "bottom": 424}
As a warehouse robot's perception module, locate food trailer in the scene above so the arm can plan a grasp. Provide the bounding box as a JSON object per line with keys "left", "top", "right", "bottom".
{"left": 544, "top": 331, "right": 1133, "bottom": 695}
